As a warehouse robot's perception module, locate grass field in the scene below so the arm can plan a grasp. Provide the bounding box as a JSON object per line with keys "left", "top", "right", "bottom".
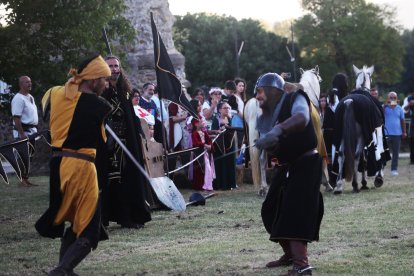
{"left": 1, "top": 159, "right": 414, "bottom": 275}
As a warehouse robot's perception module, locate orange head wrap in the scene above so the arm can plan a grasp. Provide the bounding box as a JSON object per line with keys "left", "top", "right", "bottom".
{"left": 64, "top": 55, "right": 111, "bottom": 99}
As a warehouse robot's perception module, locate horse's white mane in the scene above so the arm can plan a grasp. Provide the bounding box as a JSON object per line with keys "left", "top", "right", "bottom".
{"left": 353, "top": 64, "right": 374, "bottom": 90}
{"left": 299, "top": 65, "right": 322, "bottom": 108}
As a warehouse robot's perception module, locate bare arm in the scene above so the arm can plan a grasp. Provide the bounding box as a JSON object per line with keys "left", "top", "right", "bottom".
{"left": 401, "top": 118, "right": 407, "bottom": 138}
{"left": 13, "top": 116, "right": 27, "bottom": 138}
{"left": 203, "top": 101, "right": 218, "bottom": 120}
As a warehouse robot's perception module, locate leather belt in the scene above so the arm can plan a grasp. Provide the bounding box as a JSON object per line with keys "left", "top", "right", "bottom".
{"left": 276, "top": 149, "right": 319, "bottom": 167}
{"left": 52, "top": 151, "right": 95, "bottom": 162}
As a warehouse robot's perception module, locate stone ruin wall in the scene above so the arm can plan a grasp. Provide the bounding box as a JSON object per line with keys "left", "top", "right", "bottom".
{"left": 122, "top": 0, "right": 189, "bottom": 91}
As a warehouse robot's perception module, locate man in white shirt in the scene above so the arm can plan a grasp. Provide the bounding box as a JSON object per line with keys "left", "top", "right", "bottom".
{"left": 11, "top": 75, "right": 38, "bottom": 186}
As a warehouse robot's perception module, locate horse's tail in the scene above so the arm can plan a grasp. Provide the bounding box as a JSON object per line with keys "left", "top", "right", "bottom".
{"left": 343, "top": 99, "right": 356, "bottom": 182}
{"left": 244, "top": 98, "right": 262, "bottom": 187}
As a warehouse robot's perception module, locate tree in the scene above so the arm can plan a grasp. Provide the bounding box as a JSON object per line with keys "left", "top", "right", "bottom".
{"left": 400, "top": 29, "right": 414, "bottom": 94}
{"left": 173, "top": 13, "right": 297, "bottom": 97}
{"left": 0, "top": 0, "right": 135, "bottom": 99}
{"left": 295, "top": 0, "right": 405, "bottom": 91}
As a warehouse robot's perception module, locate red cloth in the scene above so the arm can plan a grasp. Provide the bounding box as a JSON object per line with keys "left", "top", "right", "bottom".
{"left": 191, "top": 129, "right": 212, "bottom": 190}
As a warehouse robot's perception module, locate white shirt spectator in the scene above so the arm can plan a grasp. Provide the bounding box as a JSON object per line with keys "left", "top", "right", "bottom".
{"left": 11, "top": 92, "right": 38, "bottom": 138}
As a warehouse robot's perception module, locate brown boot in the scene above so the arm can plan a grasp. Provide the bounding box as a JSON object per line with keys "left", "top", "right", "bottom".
{"left": 279, "top": 240, "right": 313, "bottom": 275}
{"left": 266, "top": 240, "right": 293, "bottom": 268}
{"left": 19, "top": 178, "right": 38, "bottom": 187}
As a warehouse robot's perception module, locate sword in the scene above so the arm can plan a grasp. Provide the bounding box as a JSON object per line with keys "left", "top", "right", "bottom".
{"left": 168, "top": 129, "right": 226, "bottom": 174}
{"left": 102, "top": 27, "right": 112, "bottom": 55}
{"left": 105, "top": 124, "right": 151, "bottom": 182}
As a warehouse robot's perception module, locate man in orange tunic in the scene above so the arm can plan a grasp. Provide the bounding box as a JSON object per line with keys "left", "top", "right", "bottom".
{"left": 35, "top": 54, "right": 112, "bottom": 275}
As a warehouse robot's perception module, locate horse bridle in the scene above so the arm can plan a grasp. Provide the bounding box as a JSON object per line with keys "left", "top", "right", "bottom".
{"left": 302, "top": 70, "right": 322, "bottom": 103}
{"left": 356, "top": 71, "right": 371, "bottom": 91}
{"left": 311, "top": 70, "right": 322, "bottom": 83}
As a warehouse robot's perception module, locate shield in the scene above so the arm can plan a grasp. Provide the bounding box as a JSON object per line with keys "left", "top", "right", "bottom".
{"left": 0, "top": 138, "right": 30, "bottom": 184}
{"left": 149, "top": 176, "right": 186, "bottom": 211}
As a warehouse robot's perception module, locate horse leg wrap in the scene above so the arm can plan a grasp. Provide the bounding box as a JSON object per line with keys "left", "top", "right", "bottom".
{"left": 333, "top": 181, "right": 343, "bottom": 194}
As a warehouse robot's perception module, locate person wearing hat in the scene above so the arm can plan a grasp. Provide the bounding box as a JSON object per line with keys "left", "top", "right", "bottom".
{"left": 35, "top": 54, "right": 112, "bottom": 275}
{"left": 255, "top": 73, "right": 324, "bottom": 275}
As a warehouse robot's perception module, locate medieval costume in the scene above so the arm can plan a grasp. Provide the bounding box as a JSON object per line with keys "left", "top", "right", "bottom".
{"left": 168, "top": 102, "right": 190, "bottom": 151}
{"left": 35, "top": 55, "right": 111, "bottom": 275}
{"left": 98, "top": 77, "right": 152, "bottom": 228}
{"left": 138, "top": 96, "right": 159, "bottom": 119}
{"left": 212, "top": 113, "right": 236, "bottom": 190}
{"left": 255, "top": 73, "right": 323, "bottom": 275}
{"left": 191, "top": 117, "right": 215, "bottom": 191}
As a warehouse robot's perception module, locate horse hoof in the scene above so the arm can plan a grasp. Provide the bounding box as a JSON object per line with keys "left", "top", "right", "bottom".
{"left": 325, "top": 185, "right": 333, "bottom": 192}
{"left": 360, "top": 185, "right": 369, "bottom": 190}
{"left": 374, "top": 177, "right": 383, "bottom": 188}
{"left": 352, "top": 188, "right": 360, "bottom": 193}
{"left": 333, "top": 190, "right": 342, "bottom": 195}
{"left": 258, "top": 188, "right": 267, "bottom": 197}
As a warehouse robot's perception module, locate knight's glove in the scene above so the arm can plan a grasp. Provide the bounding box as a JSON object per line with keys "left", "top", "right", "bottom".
{"left": 255, "top": 126, "right": 283, "bottom": 151}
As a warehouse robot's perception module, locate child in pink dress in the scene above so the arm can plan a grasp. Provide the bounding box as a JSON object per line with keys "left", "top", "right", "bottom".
{"left": 191, "top": 116, "right": 215, "bottom": 191}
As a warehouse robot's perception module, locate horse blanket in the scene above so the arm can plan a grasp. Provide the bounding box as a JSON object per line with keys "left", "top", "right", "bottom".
{"left": 333, "top": 93, "right": 382, "bottom": 148}
{"left": 333, "top": 90, "right": 387, "bottom": 176}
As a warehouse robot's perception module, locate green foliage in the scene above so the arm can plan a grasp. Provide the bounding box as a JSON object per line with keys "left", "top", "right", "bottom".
{"left": 173, "top": 13, "right": 298, "bottom": 97}
{"left": 400, "top": 29, "right": 414, "bottom": 94}
{"left": 296, "top": 0, "right": 405, "bottom": 91}
{"left": 0, "top": 0, "right": 135, "bottom": 99}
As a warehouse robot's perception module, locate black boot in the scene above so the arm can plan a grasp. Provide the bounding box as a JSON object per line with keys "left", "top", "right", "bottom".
{"left": 48, "top": 238, "right": 92, "bottom": 276}
{"left": 59, "top": 228, "right": 77, "bottom": 262}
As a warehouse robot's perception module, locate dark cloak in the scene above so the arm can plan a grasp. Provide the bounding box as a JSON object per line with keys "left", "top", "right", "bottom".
{"left": 97, "top": 83, "right": 154, "bottom": 226}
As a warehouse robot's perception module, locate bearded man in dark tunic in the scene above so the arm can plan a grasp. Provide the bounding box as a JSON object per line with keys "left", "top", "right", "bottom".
{"left": 97, "top": 56, "right": 153, "bottom": 229}
{"left": 255, "top": 73, "right": 324, "bottom": 276}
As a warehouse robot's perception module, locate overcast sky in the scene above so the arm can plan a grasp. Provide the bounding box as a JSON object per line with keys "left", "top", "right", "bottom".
{"left": 169, "top": 0, "right": 413, "bottom": 30}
